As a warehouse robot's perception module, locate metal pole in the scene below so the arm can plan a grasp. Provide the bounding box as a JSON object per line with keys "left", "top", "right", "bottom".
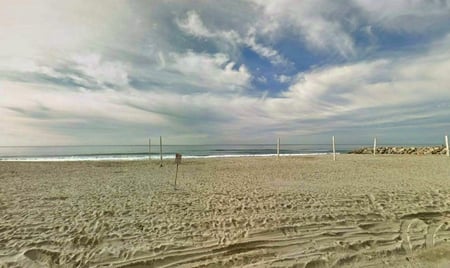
{"left": 160, "top": 136, "right": 163, "bottom": 167}
{"left": 446, "top": 135, "right": 449, "bottom": 157}
{"left": 373, "top": 137, "right": 377, "bottom": 156}
{"left": 332, "top": 136, "right": 336, "bottom": 161}
{"left": 174, "top": 163, "right": 178, "bottom": 190}
{"left": 277, "top": 137, "right": 280, "bottom": 159}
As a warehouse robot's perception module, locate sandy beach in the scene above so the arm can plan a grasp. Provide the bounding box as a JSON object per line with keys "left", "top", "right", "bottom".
{"left": 0, "top": 155, "right": 449, "bottom": 267}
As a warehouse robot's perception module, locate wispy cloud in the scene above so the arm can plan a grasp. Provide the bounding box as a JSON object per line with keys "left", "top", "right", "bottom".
{"left": 354, "top": 0, "right": 450, "bottom": 33}
{"left": 250, "top": 0, "right": 357, "bottom": 58}
{"left": 176, "top": 10, "right": 290, "bottom": 66}
{"left": 71, "top": 54, "right": 129, "bottom": 88}
{"left": 167, "top": 52, "right": 251, "bottom": 92}
{"left": 176, "top": 10, "right": 214, "bottom": 38}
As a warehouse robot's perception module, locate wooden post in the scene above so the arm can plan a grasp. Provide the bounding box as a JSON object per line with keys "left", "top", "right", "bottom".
{"left": 148, "top": 138, "right": 151, "bottom": 160}
{"left": 174, "top": 153, "right": 182, "bottom": 190}
{"left": 160, "top": 136, "right": 163, "bottom": 167}
{"left": 332, "top": 136, "right": 336, "bottom": 161}
{"left": 373, "top": 137, "right": 377, "bottom": 156}
{"left": 446, "top": 135, "right": 449, "bottom": 157}
{"left": 277, "top": 137, "right": 280, "bottom": 159}
{"left": 174, "top": 163, "right": 179, "bottom": 189}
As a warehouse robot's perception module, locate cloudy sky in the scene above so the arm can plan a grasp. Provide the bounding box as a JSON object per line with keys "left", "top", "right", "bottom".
{"left": 1, "top": 0, "right": 450, "bottom": 146}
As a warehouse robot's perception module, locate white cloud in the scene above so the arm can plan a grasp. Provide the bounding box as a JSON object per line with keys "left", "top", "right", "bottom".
{"left": 72, "top": 54, "right": 129, "bottom": 88}
{"left": 0, "top": 81, "right": 168, "bottom": 144}
{"left": 275, "top": 74, "right": 291, "bottom": 83}
{"left": 250, "top": 0, "right": 356, "bottom": 58}
{"left": 250, "top": 0, "right": 450, "bottom": 58}
{"left": 3, "top": 34, "right": 450, "bottom": 144}
{"left": 244, "top": 32, "right": 288, "bottom": 66}
{"left": 2, "top": 39, "right": 450, "bottom": 145}
{"left": 176, "top": 10, "right": 289, "bottom": 66}
{"left": 269, "top": 43, "right": 450, "bottom": 129}
{"left": 176, "top": 10, "right": 214, "bottom": 37}
{"left": 0, "top": 54, "right": 129, "bottom": 90}
{"left": 353, "top": 0, "right": 450, "bottom": 32}
{"left": 0, "top": 1, "right": 130, "bottom": 59}
{"left": 0, "top": 58, "right": 63, "bottom": 79}
{"left": 166, "top": 51, "right": 251, "bottom": 92}
{"left": 158, "top": 52, "right": 166, "bottom": 68}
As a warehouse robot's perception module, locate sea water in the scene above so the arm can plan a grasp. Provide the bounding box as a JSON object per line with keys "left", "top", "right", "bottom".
{"left": 0, "top": 144, "right": 364, "bottom": 161}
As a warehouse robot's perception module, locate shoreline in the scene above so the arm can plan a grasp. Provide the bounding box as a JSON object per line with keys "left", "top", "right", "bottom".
{"left": 0, "top": 152, "right": 335, "bottom": 162}
{"left": 2, "top": 151, "right": 449, "bottom": 163}
{"left": 1, "top": 155, "right": 449, "bottom": 267}
{"left": 2, "top": 144, "right": 448, "bottom": 161}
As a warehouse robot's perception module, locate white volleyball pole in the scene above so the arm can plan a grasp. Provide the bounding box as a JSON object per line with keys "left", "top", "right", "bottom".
{"left": 373, "top": 137, "right": 377, "bottom": 156}
{"left": 332, "top": 136, "right": 336, "bottom": 161}
{"left": 160, "top": 136, "right": 163, "bottom": 167}
{"left": 445, "top": 135, "right": 449, "bottom": 157}
{"left": 277, "top": 137, "right": 280, "bottom": 159}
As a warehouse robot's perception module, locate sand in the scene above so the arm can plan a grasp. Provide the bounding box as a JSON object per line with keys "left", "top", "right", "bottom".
{"left": 0, "top": 155, "right": 449, "bottom": 267}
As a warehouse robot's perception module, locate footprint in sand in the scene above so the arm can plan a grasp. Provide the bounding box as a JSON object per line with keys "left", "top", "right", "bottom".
{"left": 23, "top": 248, "right": 61, "bottom": 266}
{"left": 426, "top": 221, "right": 450, "bottom": 248}
{"left": 400, "top": 219, "right": 428, "bottom": 254}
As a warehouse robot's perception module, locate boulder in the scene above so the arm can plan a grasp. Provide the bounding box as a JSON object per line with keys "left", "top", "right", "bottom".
{"left": 349, "top": 146, "right": 446, "bottom": 155}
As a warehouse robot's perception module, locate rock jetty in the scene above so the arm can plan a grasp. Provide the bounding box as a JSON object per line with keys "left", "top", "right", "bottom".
{"left": 349, "top": 146, "right": 448, "bottom": 155}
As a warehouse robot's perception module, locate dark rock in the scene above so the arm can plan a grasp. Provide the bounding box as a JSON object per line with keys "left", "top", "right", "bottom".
{"left": 349, "top": 146, "right": 446, "bottom": 155}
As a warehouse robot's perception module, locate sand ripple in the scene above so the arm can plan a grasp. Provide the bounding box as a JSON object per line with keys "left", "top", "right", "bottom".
{"left": 0, "top": 155, "right": 449, "bottom": 267}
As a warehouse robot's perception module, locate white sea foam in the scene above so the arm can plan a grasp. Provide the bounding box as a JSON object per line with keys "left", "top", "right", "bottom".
{"left": 0, "top": 144, "right": 346, "bottom": 162}
{"left": 0, "top": 153, "right": 336, "bottom": 162}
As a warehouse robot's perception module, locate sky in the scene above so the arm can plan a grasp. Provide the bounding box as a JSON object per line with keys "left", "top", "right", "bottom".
{"left": 1, "top": 0, "right": 450, "bottom": 146}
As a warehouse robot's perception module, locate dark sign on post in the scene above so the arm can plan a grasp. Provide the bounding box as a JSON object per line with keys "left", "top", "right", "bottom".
{"left": 174, "top": 153, "right": 182, "bottom": 190}
{"left": 175, "top": 153, "right": 182, "bottom": 164}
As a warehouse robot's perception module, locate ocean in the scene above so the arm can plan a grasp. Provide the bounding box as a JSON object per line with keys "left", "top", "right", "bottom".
{"left": 0, "top": 144, "right": 369, "bottom": 161}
